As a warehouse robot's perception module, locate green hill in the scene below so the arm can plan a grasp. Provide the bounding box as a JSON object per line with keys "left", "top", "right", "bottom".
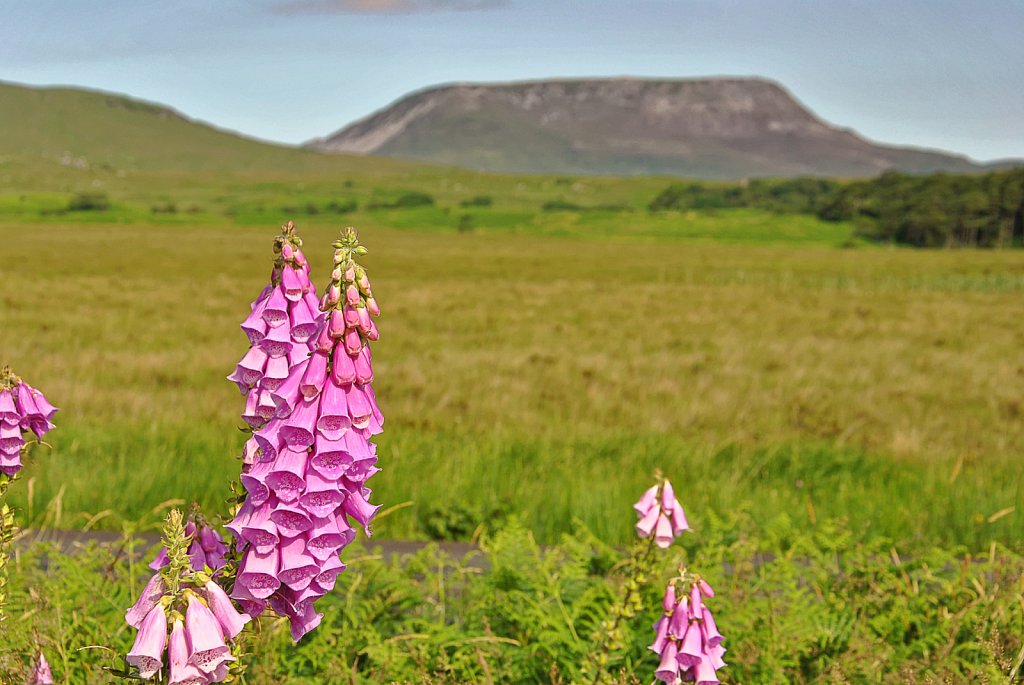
{"left": 0, "top": 80, "right": 421, "bottom": 180}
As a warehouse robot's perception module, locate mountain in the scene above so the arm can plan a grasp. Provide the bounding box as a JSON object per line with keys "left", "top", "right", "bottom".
{"left": 308, "top": 78, "right": 1011, "bottom": 179}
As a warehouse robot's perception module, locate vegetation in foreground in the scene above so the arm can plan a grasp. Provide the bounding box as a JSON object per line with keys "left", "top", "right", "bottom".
{"left": 2, "top": 512, "right": 1023, "bottom": 684}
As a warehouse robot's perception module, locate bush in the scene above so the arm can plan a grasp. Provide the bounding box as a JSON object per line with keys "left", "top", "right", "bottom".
{"left": 66, "top": 192, "right": 110, "bottom": 212}
{"left": 419, "top": 499, "right": 507, "bottom": 540}
{"left": 542, "top": 199, "right": 582, "bottom": 212}
{"left": 460, "top": 195, "right": 493, "bottom": 208}
{"left": 367, "top": 192, "right": 435, "bottom": 210}
{"left": 392, "top": 192, "right": 434, "bottom": 208}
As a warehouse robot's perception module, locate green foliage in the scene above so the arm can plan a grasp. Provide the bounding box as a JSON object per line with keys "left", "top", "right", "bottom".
{"left": 419, "top": 499, "right": 510, "bottom": 541}
{"left": 1, "top": 515, "right": 1022, "bottom": 683}
{"left": 819, "top": 169, "right": 1024, "bottom": 247}
{"left": 649, "top": 177, "right": 841, "bottom": 214}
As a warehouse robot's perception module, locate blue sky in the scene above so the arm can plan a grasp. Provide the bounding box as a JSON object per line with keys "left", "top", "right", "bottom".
{"left": 1, "top": 0, "right": 1022, "bottom": 161}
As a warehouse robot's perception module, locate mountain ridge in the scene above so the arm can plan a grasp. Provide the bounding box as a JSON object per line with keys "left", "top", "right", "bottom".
{"left": 308, "top": 77, "right": 1016, "bottom": 179}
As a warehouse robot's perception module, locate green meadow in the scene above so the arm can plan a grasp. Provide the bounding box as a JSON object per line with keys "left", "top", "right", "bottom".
{"left": 1, "top": 207, "right": 1021, "bottom": 549}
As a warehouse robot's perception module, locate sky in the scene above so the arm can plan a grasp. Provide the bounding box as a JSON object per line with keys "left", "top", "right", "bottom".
{"left": 1, "top": 0, "right": 1022, "bottom": 161}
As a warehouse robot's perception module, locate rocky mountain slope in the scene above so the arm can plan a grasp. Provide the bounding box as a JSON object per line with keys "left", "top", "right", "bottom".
{"left": 308, "top": 78, "right": 999, "bottom": 179}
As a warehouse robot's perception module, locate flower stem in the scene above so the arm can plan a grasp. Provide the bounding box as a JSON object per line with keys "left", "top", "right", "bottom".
{"left": 587, "top": 532, "right": 659, "bottom": 685}
{"left": 0, "top": 474, "right": 15, "bottom": 622}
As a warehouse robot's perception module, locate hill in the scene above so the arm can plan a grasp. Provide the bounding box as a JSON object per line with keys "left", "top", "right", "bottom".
{"left": 0, "top": 80, "right": 416, "bottom": 179}
{"left": 308, "top": 78, "right": 1008, "bottom": 179}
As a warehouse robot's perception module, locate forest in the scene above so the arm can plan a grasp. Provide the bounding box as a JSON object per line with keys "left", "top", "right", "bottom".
{"left": 649, "top": 169, "right": 1024, "bottom": 247}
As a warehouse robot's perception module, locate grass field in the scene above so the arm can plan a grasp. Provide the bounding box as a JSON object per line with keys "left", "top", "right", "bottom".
{"left": 1, "top": 214, "right": 1021, "bottom": 549}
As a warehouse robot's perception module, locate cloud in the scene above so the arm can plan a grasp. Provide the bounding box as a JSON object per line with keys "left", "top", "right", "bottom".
{"left": 275, "top": 0, "right": 506, "bottom": 14}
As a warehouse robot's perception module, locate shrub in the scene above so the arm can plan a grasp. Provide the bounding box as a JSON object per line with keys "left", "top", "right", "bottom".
{"left": 542, "top": 199, "right": 582, "bottom": 212}
{"left": 66, "top": 192, "right": 111, "bottom": 212}
{"left": 367, "top": 192, "right": 435, "bottom": 210}
{"left": 392, "top": 192, "right": 435, "bottom": 208}
{"left": 460, "top": 195, "right": 493, "bottom": 208}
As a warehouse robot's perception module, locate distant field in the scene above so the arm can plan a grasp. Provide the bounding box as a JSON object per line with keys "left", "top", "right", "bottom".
{"left": 1, "top": 217, "right": 1021, "bottom": 549}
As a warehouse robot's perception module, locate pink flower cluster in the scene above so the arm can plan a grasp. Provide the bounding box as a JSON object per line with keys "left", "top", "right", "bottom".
{"left": 0, "top": 367, "right": 57, "bottom": 476}
{"left": 228, "top": 223, "right": 322, "bottom": 426}
{"left": 634, "top": 479, "right": 689, "bottom": 548}
{"left": 125, "top": 575, "right": 249, "bottom": 683}
{"left": 227, "top": 226, "right": 383, "bottom": 641}
{"left": 650, "top": 578, "right": 726, "bottom": 685}
{"left": 149, "top": 515, "right": 229, "bottom": 574}
{"left": 125, "top": 509, "right": 249, "bottom": 683}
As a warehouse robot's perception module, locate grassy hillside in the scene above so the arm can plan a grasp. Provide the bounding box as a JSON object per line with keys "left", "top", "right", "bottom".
{"left": 0, "top": 81, "right": 414, "bottom": 173}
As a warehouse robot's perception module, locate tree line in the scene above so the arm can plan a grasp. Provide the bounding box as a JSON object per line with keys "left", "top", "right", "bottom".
{"left": 648, "top": 169, "right": 1024, "bottom": 247}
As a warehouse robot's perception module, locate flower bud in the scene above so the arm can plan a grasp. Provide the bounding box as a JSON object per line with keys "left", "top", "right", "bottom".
{"left": 327, "top": 284, "right": 341, "bottom": 306}
{"left": 356, "top": 306, "right": 372, "bottom": 334}
{"left": 328, "top": 309, "right": 346, "bottom": 340}
{"left": 356, "top": 267, "right": 371, "bottom": 294}
{"left": 346, "top": 284, "right": 360, "bottom": 306}
{"left": 343, "top": 305, "right": 360, "bottom": 328}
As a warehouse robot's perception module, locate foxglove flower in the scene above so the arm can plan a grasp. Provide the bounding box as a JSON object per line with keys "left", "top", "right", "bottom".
{"left": 229, "top": 226, "right": 383, "bottom": 641}
{"left": 185, "top": 593, "right": 235, "bottom": 673}
{"left": 0, "top": 366, "right": 58, "bottom": 477}
{"left": 28, "top": 652, "right": 54, "bottom": 685}
{"left": 650, "top": 577, "right": 726, "bottom": 684}
{"left": 169, "top": 617, "right": 212, "bottom": 685}
{"left": 126, "top": 573, "right": 166, "bottom": 629}
{"left": 123, "top": 510, "right": 245, "bottom": 683}
{"left": 227, "top": 223, "right": 325, "bottom": 589}
{"left": 227, "top": 221, "right": 322, "bottom": 404}
{"left": 127, "top": 604, "right": 168, "bottom": 679}
{"left": 634, "top": 478, "right": 688, "bottom": 548}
